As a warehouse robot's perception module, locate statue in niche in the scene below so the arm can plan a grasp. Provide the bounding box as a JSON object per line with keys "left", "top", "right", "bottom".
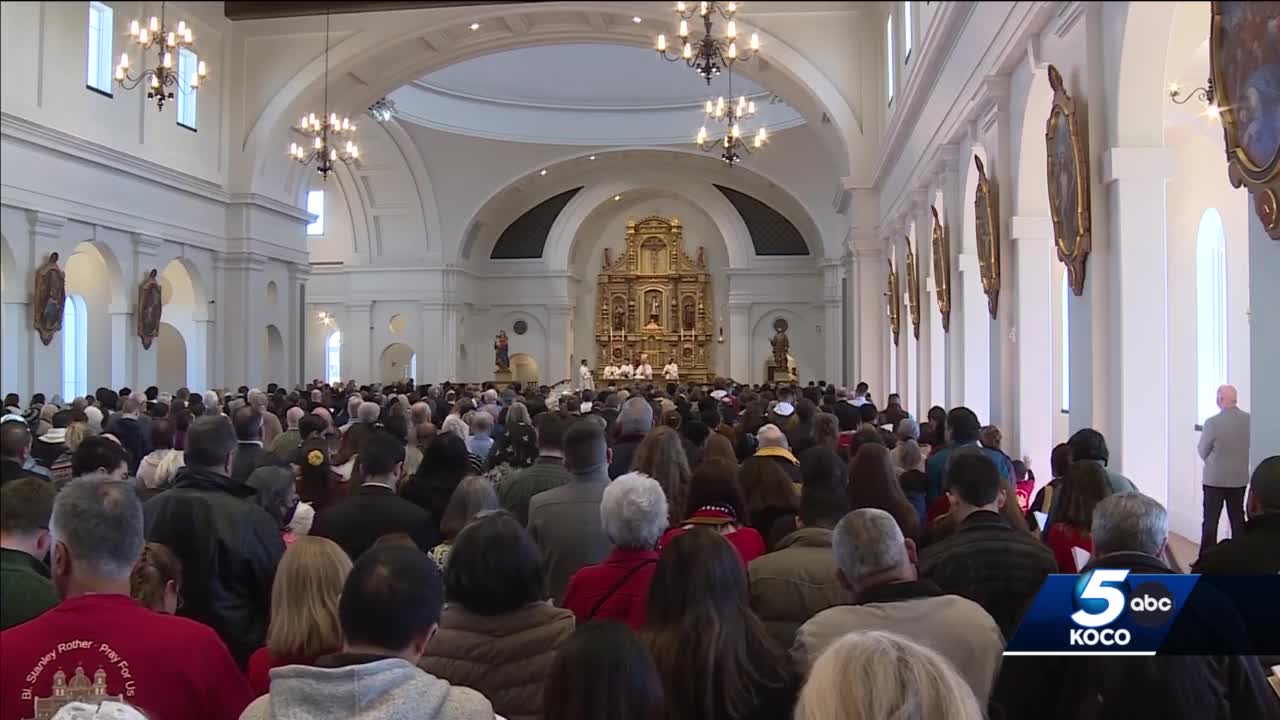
{"left": 494, "top": 330, "right": 510, "bottom": 372}
{"left": 32, "top": 252, "right": 66, "bottom": 346}
{"left": 770, "top": 326, "right": 790, "bottom": 369}
{"left": 613, "top": 302, "right": 627, "bottom": 332}
{"left": 648, "top": 246, "right": 661, "bottom": 274}
{"left": 682, "top": 299, "right": 696, "bottom": 331}
{"left": 649, "top": 293, "right": 661, "bottom": 321}
{"left": 137, "top": 268, "right": 163, "bottom": 350}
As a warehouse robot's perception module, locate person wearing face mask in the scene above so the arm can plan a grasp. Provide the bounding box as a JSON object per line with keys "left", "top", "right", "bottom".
{"left": 0, "top": 478, "right": 58, "bottom": 629}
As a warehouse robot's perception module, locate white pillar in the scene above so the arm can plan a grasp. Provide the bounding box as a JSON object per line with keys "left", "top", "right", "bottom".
{"left": 728, "top": 301, "right": 750, "bottom": 381}
{"left": 190, "top": 315, "right": 212, "bottom": 391}
{"left": 1012, "top": 216, "right": 1055, "bottom": 462}
{"left": 851, "top": 248, "right": 885, "bottom": 390}
{"left": 958, "top": 252, "right": 990, "bottom": 421}
{"left": 345, "top": 301, "right": 373, "bottom": 383}
{"left": 546, "top": 305, "right": 572, "bottom": 384}
{"left": 821, "top": 259, "right": 843, "bottom": 384}
{"left": 2, "top": 295, "right": 28, "bottom": 399}
{"left": 1247, "top": 207, "right": 1280, "bottom": 466}
{"left": 287, "top": 264, "right": 309, "bottom": 387}
{"left": 1104, "top": 146, "right": 1174, "bottom": 503}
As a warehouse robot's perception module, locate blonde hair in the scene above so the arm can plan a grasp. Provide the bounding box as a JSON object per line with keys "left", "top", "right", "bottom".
{"left": 65, "top": 422, "right": 93, "bottom": 452}
{"left": 266, "top": 536, "right": 352, "bottom": 661}
{"left": 795, "top": 631, "right": 983, "bottom": 720}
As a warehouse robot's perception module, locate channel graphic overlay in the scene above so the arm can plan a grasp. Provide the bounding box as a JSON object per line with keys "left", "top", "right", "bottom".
{"left": 1007, "top": 572, "right": 1280, "bottom": 656}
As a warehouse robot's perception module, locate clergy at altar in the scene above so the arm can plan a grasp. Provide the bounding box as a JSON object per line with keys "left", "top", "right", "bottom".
{"left": 663, "top": 358, "right": 680, "bottom": 381}
{"left": 636, "top": 356, "right": 654, "bottom": 380}
{"left": 603, "top": 363, "right": 620, "bottom": 380}
{"left": 620, "top": 360, "right": 635, "bottom": 379}
{"left": 579, "top": 359, "right": 595, "bottom": 391}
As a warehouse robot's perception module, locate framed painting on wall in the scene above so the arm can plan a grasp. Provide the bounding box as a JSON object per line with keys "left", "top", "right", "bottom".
{"left": 1211, "top": 1, "right": 1280, "bottom": 240}
{"left": 905, "top": 236, "right": 921, "bottom": 340}
{"left": 974, "top": 155, "right": 1001, "bottom": 317}
{"left": 887, "top": 257, "right": 901, "bottom": 346}
{"left": 1045, "top": 64, "right": 1091, "bottom": 295}
{"left": 930, "top": 205, "right": 951, "bottom": 331}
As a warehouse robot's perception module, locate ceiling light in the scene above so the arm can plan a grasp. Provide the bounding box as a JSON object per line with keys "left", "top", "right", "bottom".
{"left": 633, "top": 16, "right": 643, "bottom": 23}
{"left": 589, "top": 155, "right": 596, "bottom": 160}
{"left": 469, "top": 22, "right": 480, "bottom": 31}
{"left": 614, "top": 194, "right": 622, "bottom": 201}
{"left": 116, "top": 2, "right": 209, "bottom": 112}
{"left": 287, "top": 12, "right": 358, "bottom": 180}
{"left": 539, "top": 169, "right": 548, "bottom": 176}
{"left": 656, "top": 1, "right": 758, "bottom": 85}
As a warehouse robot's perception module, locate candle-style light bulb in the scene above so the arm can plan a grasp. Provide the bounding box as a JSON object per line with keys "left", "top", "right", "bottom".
{"left": 342, "top": 117, "right": 349, "bottom": 130}
{"left": 130, "top": 20, "right": 139, "bottom": 37}
{"left": 727, "top": 2, "right": 738, "bottom": 13}
{"left": 727, "top": 20, "right": 736, "bottom": 38}
{"left": 676, "top": 1, "right": 686, "bottom": 11}
{"left": 351, "top": 145, "right": 359, "bottom": 159}
{"left": 731, "top": 123, "right": 740, "bottom": 138}
{"left": 700, "top": 1, "right": 708, "bottom": 16}
{"left": 657, "top": 34, "right": 667, "bottom": 51}
{"left": 177, "top": 20, "right": 186, "bottom": 35}
{"left": 679, "top": 20, "right": 688, "bottom": 37}
{"left": 197, "top": 60, "right": 207, "bottom": 77}
{"left": 115, "top": 66, "right": 125, "bottom": 80}
{"left": 747, "top": 100, "right": 756, "bottom": 114}
{"left": 683, "top": 43, "right": 693, "bottom": 59}
{"left": 184, "top": 27, "right": 193, "bottom": 44}
{"left": 149, "top": 16, "right": 159, "bottom": 32}
{"left": 705, "top": 99, "right": 713, "bottom": 114}
{"left": 138, "top": 28, "right": 149, "bottom": 45}
{"left": 728, "top": 42, "right": 737, "bottom": 58}
{"left": 167, "top": 31, "right": 175, "bottom": 47}
{"left": 750, "top": 32, "right": 759, "bottom": 51}
{"left": 314, "top": 136, "right": 323, "bottom": 149}
{"left": 119, "top": 52, "right": 129, "bottom": 69}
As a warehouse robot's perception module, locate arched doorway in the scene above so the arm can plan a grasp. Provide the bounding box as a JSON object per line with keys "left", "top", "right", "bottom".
{"left": 511, "top": 353, "right": 539, "bottom": 384}
{"left": 380, "top": 342, "right": 415, "bottom": 384}
{"left": 156, "top": 323, "right": 187, "bottom": 394}
{"left": 265, "top": 325, "right": 285, "bottom": 385}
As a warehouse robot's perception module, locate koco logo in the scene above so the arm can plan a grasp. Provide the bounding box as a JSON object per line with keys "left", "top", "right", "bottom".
{"left": 1067, "top": 570, "right": 1176, "bottom": 646}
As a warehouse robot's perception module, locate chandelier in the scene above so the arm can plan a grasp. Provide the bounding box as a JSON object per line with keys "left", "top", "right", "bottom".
{"left": 115, "top": 2, "right": 208, "bottom": 111}
{"left": 695, "top": 70, "right": 767, "bottom": 165}
{"left": 657, "top": 1, "right": 759, "bottom": 85}
{"left": 287, "top": 13, "right": 359, "bottom": 180}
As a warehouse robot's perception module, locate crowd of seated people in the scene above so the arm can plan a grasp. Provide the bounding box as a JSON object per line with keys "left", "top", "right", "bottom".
{"left": 1, "top": 378, "right": 1278, "bottom": 720}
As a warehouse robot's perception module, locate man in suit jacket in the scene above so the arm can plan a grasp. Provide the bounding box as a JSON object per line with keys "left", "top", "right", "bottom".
{"left": 311, "top": 429, "right": 438, "bottom": 560}
{"left": 528, "top": 420, "right": 613, "bottom": 603}
{"left": 1197, "top": 384, "right": 1251, "bottom": 556}
{"left": 230, "top": 406, "right": 275, "bottom": 486}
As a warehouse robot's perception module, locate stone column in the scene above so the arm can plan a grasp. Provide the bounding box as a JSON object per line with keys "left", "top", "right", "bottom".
{"left": 214, "top": 252, "right": 266, "bottom": 390}
{"left": 820, "top": 259, "right": 844, "bottom": 384}
{"left": 287, "top": 264, "right": 310, "bottom": 386}
{"left": 1248, "top": 208, "right": 1280, "bottom": 466}
{"left": 846, "top": 188, "right": 884, "bottom": 391}
{"left": 728, "top": 301, "right": 750, "bottom": 381}
{"left": 344, "top": 301, "right": 374, "bottom": 383}
{"left": 190, "top": 313, "right": 212, "bottom": 391}
{"left": 546, "top": 305, "right": 573, "bottom": 384}
{"left": 1012, "top": 215, "right": 1055, "bottom": 468}
{"left": 957, "top": 251, "right": 990, "bottom": 422}
{"left": 1102, "top": 147, "right": 1175, "bottom": 501}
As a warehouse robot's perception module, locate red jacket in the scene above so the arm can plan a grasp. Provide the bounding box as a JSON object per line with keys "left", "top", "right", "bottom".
{"left": 659, "top": 508, "right": 767, "bottom": 565}
{"left": 1045, "top": 523, "right": 1093, "bottom": 573}
{"left": 0, "top": 594, "right": 253, "bottom": 720}
{"left": 562, "top": 548, "right": 660, "bottom": 630}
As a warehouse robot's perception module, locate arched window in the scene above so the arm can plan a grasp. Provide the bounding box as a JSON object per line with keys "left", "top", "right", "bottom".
{"left": 1060, "top": 269, "right": 1069, "bottom": 414}
{"left": 62, "top": 294, "right": 87, "bottom": 400}
{"left": 1196, "top": 209, "right": 1228, "bottom": 423}
{"left": 325, "top": 331, "right": 342, "bottom": 384}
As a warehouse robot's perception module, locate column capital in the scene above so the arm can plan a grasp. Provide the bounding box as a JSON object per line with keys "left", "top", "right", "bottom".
{"left": 133, "top": 233, "right": 164, "bottom": 257}
{"left": 287, "top": 263, "right": 311, "bottom": 283}
{"left": 852, "top": 247, "right": 883, "bottom": 261}
{"left": 1102, "top": 146, "right": 1176, "bottom": 184}
{"left": 344, "top": 301, "right": 374, "bottom": 313}
{"left": 214, "top": 251, "right": 267, "bottom": 272}
{"left": 26, "top": 211, "right": 66, "bottom": 239}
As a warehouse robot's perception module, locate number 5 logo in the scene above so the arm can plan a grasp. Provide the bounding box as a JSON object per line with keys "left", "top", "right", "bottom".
{"left": 1070, "top": 569, "right": 1130, "bottom": 628}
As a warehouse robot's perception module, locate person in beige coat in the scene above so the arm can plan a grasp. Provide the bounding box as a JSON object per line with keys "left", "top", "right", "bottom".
{"left": 420, "top": 511, "right": 574, "bottom": 720}
{"left": 792, "top": 508, "right": 1004, "bottom": 705}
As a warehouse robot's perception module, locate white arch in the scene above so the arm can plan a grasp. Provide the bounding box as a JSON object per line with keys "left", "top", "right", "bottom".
{"left": 242, "top": 6, "right": 858, "bottom": 199}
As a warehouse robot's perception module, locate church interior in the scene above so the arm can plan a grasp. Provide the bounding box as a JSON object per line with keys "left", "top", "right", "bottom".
{"left": 1, "top": 1, "right": 1279, "bottom": 718}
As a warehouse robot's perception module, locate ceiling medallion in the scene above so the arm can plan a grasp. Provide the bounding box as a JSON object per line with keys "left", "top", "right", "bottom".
{"left": 287, "top": 12, "right": 359, "bottom": 180}
{"left": 115, "top": 1, "right": 208, "bottom": 111}
{"left": 656, "top": 1, "right": 759, "bottom": 85}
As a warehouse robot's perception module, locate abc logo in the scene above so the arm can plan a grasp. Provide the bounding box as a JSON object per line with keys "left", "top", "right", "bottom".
{"left": 1068, "top": 571, "right": 1176, "bottom": 646}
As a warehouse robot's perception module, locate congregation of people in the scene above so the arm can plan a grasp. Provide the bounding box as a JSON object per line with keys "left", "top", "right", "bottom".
{"left": 1, "top": 378, "right": 1277, "bottom": 720}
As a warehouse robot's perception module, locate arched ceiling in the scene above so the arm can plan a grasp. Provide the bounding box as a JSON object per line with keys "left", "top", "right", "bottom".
{"left": 390, "top": 43, "right": 803, "bottom": 145}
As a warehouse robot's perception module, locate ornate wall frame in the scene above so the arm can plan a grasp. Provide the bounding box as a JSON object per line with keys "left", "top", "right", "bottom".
{"left": 1211, "top": 1, "right": 1280, "bottom": 240}
{"left": 1045, "top": 64, "right": 1091, "bottom": 295}
{"left": 887, "top": 257, "right": 901, "bottom": 347}
{"left": 930, "top": 205, "right": 951, "bottom": 332}
{"left": 905, "top": 236, "right": 921, "bottom": 340}
{"left": 973, "top": 155, "right": 1001, "bottom": 318}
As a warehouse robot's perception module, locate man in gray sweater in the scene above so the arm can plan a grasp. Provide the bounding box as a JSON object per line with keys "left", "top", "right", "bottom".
{"left": 528, "top": 420, "right": 613, "bottom": 603}
{"left": 1197, "top": 384, "right": 1251, "bottom": 556}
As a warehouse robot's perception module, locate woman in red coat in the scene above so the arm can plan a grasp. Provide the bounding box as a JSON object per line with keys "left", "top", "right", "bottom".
{"left": 563, "top": 472, "right": 668, "bottom": 630}
{"left": 1043, "top": 461, "right": 1109, "bottom": 572}
{"left": 659, "top": 459, "right": 766, "bottom": 565}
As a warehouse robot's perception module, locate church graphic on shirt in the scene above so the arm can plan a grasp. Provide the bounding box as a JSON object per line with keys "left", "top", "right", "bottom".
{"left": 26, "top": 665, "right": 123, "bottom": 720}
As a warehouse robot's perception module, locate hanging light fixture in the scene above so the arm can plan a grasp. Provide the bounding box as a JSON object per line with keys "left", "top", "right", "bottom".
{"left": 694, "top": 68, "right": 767, "bottom": 166}
{"left": 115, "top": 1, "right": 208, "bottom": 111}
{"left": 656, "top": 1, "right": 759, "bottom": 85}
{"left": 1168, "top": 79, "right": 1219, "bottom": 119}
{"left": 368, "top": 97, "right": 396, "bottom": 123}
{"left": 288, "top": 12, "right": 359, "bottom": 180}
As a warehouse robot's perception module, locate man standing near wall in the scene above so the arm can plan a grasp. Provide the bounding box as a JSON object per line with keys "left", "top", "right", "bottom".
{"left": 1197, "top": 384, "right": 1250, "bottom": 557}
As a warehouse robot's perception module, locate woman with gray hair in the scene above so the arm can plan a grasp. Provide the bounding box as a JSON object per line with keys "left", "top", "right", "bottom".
{"left": 561, "top": 471, "right": 668, "bottom": 629}
{"left": 795, "top": 631, "right": 983, "bottom": 720}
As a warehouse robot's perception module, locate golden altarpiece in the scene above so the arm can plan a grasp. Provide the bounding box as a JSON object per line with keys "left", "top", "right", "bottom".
{"left": 594, "top": 216, "right": 714, "bottom": 381}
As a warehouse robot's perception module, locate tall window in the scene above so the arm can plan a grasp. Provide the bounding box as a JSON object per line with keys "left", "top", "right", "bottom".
{"left": 62, "top": 294, "right": 88, "bottom": 400}
{"left": 888, "top": 336, "right": 898, "bottom": 395}
{"left": 904, "top": 2, "right": 913, "bottom": 62}
{"left": 86, "top": 2, "right": 114, "bottom": 94}
{"left": 177, "top": 48, "right": 198, "bottom": 129}
{"left": 306, "top": 190, "right": 325, "bottom": 236}
{"left": 886, "top": 14, "right": 895, "bottom": 104}
{"left": 409, "top": 353, "right": 417, "bottom": 383}
{"left": 1060, "top": 268, "right": 1070, "bottom": 413}
{"left": 1196, "top": 209, "right": 1228, "bottom": 423}
{"left": 325, "top": 331, "right": 342, "bottom": 384}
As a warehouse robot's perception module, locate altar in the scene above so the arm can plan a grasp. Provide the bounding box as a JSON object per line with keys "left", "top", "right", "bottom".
{"left": 594, "top": 216, "right": 715, "bottom": 382}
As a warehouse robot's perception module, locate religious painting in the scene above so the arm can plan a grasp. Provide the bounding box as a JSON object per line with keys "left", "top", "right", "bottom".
{"left": 644, "top": 289, "right": 663, "bottom": 329}
{"left": 930, "top": 206, "right": 951, "bottom": 332}
{"left": 905, "top": 237, "right": 921, "bottom": 340}
{"left": 612, "top": 296, "right": 628, "bottom": 332}
{"left": 32, "top": 252, "right": 66, "bottom": 346}
{"left": 682, "top": 296, "right": 697, "bottom": 331}
{"left": 1212, "top": 1, "right": 1280, "bottom": 240}
{"left": 494, "top": 330, "right": 510, "bottom": 372}
{"left": 137, "top": 268, "right": 163, "bottom": 350}
{"left": 1045, "top": 64, "right": 1091, "bottom": 295}
{"left": 974, "top": 154, "right": 1001, "bottom": 318}
{"left": 887, "top": 257, "right": 901, "bottom": 347}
